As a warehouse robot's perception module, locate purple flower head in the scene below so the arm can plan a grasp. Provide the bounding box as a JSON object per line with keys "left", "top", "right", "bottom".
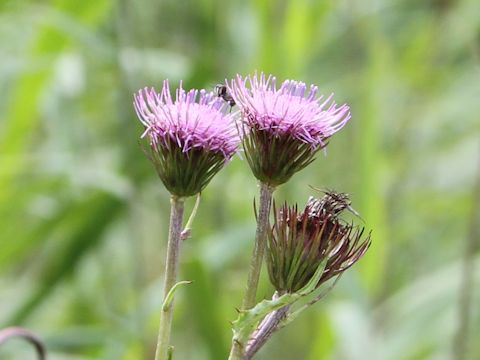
{"left": 266, "top": 191, "right": 371, "bottom": 293}
{"left": 134, "top": 80, "right": 240, "bottom": 197}
{"left": 227, "top": 72, "right": 351, "bottom": 186}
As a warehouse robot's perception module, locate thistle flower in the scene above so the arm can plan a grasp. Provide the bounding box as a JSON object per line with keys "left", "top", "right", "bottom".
{"left": 266, "top": 191, "right": 371, "bottom": 293}
{"left": 228, "top": 73, "right": 351, "bottom": 187}
{"left": 134, "top": 81, "right": 240, "bottom": 197}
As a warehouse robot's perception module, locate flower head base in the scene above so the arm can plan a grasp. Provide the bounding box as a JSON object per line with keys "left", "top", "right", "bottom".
{"left": 134, "top": 81, "right": 240, "bottom": 197}
{"left": 228, "top": 73, "right": 351, "bottom": 186}
{"left": 266, "top": 191, "right": 371, "bottom": 293}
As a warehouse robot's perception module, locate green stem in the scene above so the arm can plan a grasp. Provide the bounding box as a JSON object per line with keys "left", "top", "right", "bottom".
{"left": 244, "top": 293, "right": 289, "bottom": 360}
{"left": 155, "top": 196, "right": 185, "bottom": 360}
{"left": 243, "top": 182, "right": 275, "bottom": 308}
{"left": 229, "top": 182, "right": 275, "bottom": 360}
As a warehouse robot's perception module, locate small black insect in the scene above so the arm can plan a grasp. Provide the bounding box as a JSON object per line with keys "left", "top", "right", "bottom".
{"left": 215, "top": 84, "right": 236, "bottom": 108}
{"left": 307, "top": 186, "right": 362, "bottom": 220}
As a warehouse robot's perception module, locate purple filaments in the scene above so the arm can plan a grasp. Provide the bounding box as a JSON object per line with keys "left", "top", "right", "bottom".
{"left": 228, "top": 73, "right": 351, "bottom": 148}
{"left": 134, "top": 80, "right": 239, "bottom": 160}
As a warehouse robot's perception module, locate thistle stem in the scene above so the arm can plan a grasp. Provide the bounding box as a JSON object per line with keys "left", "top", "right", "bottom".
{"left": 229, "top": 182, "right": 274, "bottom": 360}
{"left": 245, "top": 294, "right": 289, "bottom": 360}
{"left": 243, "top": 182, "right": 275, "bottom": 309}
{"left": 155, "top": 196, "right": 185, "bottom": 360}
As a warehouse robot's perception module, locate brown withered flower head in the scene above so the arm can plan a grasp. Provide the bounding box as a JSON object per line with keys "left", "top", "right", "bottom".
{"left": 266, "top": 191, "right": 371, "bottom": 293}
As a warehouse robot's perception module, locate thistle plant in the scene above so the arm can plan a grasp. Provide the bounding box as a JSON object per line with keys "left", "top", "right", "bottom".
{"left": 133, "top": 81, "right": 239, "bottom": 360}
{"left": 132, "top": 74, "right": 368, "bottom": 360}
{"left": 233, "top": 192, "right": 371, "bottom": 359}
{"left": 226, "top": 72, "right": 351, "bottom": 359}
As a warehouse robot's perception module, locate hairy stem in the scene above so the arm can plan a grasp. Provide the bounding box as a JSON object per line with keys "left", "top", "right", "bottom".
{"left": 155, "top": 196, "right": 185, "bottom": 360}
{"left": 229, "top": 182, "right": 275, "bottom": 360}
{"left": 243, "top": 182, "right": 275, "bottom": 309}
{"left": 244, "top": 292, "right": 289, "bottom": 360}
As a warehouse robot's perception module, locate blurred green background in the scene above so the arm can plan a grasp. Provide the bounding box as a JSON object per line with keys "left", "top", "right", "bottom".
{"left": 1, "top": 0, "right": 480, "bottom": 359}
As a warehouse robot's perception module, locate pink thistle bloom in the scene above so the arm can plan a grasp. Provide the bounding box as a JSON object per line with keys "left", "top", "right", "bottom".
{"left": 227, "top": 72, "right": 351, "bottom": 186}
{"left": 135, "top": 81, "right": 239, "bottom": 159}
{"left": 134, "top": 80, "right": 240, "bottom": 197}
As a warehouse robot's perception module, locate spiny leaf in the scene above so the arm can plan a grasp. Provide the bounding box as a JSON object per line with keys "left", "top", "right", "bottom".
{"left": 231, "top": 257, "right": 329, "bottom": 346}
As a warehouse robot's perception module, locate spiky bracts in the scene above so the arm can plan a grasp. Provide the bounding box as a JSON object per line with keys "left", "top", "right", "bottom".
{"left": 134, "top": 81, "right": 240, "bottom": 197}
{"left": 228, "top": 73, "right": 351, "bottom": 186}
{"left": 266, "top": 191, "right": 371, "bottom": 293}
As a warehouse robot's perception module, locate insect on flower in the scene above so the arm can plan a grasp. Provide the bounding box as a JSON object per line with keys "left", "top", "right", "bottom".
{"left": 133, "top": 81, "right": 240, "bottom": 197}
{"left": 215, "top": 84, "right": 236, "bottom": 108}
{"left": 266, "top": 191, "right": 371, "bottom": 293}
{"left": 308, "top": 186, "right": 362, "bottom": 219}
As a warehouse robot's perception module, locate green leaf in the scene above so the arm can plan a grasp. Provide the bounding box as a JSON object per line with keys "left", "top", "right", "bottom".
{"left": 162, "top": 281, "right": 193, "bottom": 311}
{"left": 231, "top": 257, "right": 328, "bottom": 347}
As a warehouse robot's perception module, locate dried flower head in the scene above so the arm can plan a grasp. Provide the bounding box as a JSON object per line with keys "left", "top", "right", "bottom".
{"left": 228, "top": 73, "right": 351, "bottom": 186}
{"left": 266, "top": 191, "right": 371, "bottom": 293}
{"left": 134, "top": 81, "right": 240, "bottom": 197}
